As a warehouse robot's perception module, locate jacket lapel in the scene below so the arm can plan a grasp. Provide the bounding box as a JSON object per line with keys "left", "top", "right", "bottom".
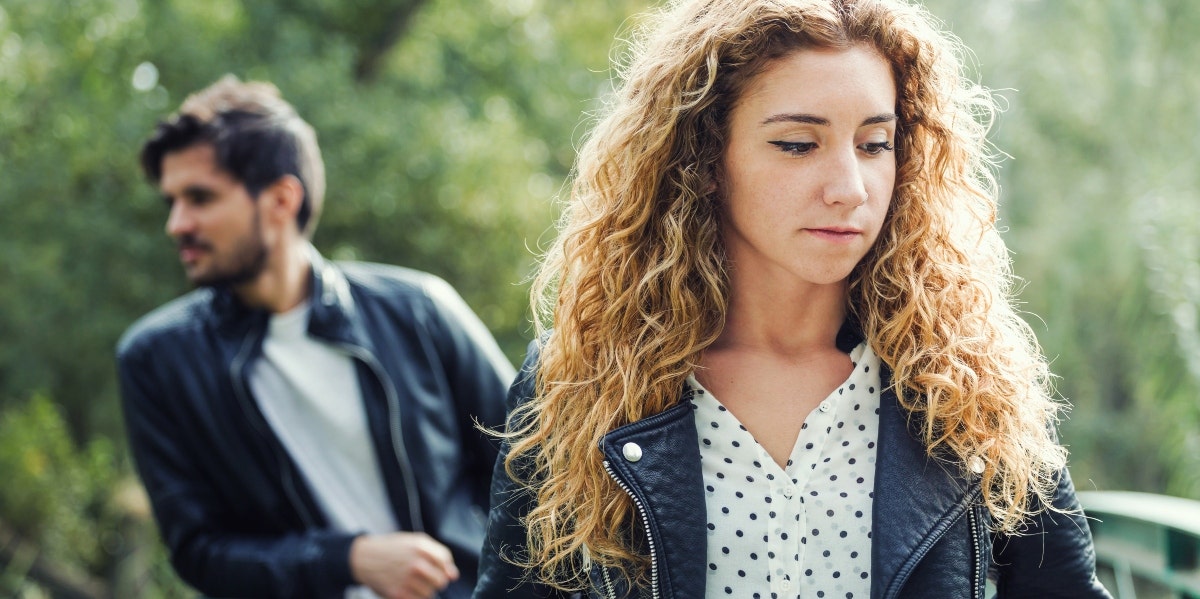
{"left": 601, "top": 398, "right": 708, "bottom": 599}
{"left": 870, "top": 369, "right": 977, "bottom": 599}
{"left": 303, "top": 248, "right": 372, "bottom": 352}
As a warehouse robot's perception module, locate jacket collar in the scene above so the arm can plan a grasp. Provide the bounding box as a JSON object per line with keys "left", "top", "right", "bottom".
{"left": 598, "top": 320, "right": 980, "bottom": 599}
{"left": 835, "top": 321, "right": 981, "bottom": 597}
{"left": 870, "top": 368, "right": 979, "bottom": 599}
{"left": 600, "top": 394, "right": 707, "bottom": 599}
{"left": 302, "top": 246, "right": 365, "bottom": 348}
{"left": 209, "top": 245, "right": 369, "bottom": 350}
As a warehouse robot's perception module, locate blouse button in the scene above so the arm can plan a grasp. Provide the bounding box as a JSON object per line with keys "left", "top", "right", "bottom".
{"left": 782, "top": 486, "right": 794, "bottom": 499}
{"left": 780, "top": 577, "right": 791, "bottom": 591}
{"left": 622, "top": 442, "right": 643, "bottom": 462}
{"left": 818, "top": 400, "right": 832, "bottom": 413}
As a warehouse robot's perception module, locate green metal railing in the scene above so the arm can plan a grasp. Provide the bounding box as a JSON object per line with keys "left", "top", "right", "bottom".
{"left": 1080, "top": 491, "right": 1200, "bottom": 599}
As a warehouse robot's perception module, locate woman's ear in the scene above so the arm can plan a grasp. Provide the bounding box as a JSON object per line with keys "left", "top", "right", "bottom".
{"left": 705, "top": 164, "right": 721, "bottom": 197}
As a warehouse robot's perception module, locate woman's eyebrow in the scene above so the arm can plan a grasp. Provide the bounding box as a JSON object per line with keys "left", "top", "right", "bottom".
{"left": 761, "top": 113, "right": 828, "bottom": 126}
{"left": 759, "top": 112, "right": 897, "bottom": 127}
{"left": 861, "top": 113, "right": 898, "bottom": 126}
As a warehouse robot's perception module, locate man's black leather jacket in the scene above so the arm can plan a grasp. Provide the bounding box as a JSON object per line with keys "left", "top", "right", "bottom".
{"left": 475, "top": 336, "right": 1112, "bottom": 599}
{"left": 117, "top": 250, "right": 515, "bottom": 599}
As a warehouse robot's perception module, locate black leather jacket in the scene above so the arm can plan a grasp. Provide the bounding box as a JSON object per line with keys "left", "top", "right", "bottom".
{"left": 475, "top": 338, "right": 1111, "bottom": 599}
{"left": 117, "top": 251, "right": 515, "bottom": 599}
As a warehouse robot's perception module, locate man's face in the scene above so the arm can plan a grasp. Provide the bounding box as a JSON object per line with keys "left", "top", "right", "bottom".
{"left": 159, "top": 144, "right": 268, "bottom": 288}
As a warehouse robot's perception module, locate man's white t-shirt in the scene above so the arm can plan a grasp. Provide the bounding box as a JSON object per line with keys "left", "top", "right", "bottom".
{"left": 249, "top": 301, "right": 396, "bottom": 599}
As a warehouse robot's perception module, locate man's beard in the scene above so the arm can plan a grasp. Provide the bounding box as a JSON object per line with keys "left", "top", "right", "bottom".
{"left": 182, "top": 214, "right": 270, "bottom": 289}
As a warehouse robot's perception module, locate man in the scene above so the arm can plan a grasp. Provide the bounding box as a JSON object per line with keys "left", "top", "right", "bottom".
{"left": 116, "top": 75, "right": 515, "bottom": 599}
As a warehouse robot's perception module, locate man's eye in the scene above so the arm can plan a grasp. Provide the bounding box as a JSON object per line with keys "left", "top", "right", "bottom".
{"left": 768, "top": 140, "right": 817, "bottom": 155}
{"left": 186, "top": 192, "right": 215, "bottom": 205}
{"left": 860, "top": 141, "right": 895, "bottom": 155}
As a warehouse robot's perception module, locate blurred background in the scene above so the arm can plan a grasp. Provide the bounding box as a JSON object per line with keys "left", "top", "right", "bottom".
{"left": 1, "top": 0, "right": 1198, "bottom": 596}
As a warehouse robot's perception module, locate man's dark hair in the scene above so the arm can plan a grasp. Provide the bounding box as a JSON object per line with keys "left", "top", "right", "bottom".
{"left": 140, "top": 75, "right": 326, "bottom": 237}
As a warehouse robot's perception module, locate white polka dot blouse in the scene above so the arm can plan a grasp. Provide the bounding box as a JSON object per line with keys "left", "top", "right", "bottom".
{"left": 689, "top": 342, "right": 882, "bottom": 599}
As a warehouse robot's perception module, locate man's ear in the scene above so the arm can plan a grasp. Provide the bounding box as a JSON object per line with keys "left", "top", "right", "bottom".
{"left": 259, "top": 175, "right": 305, "bottom": 229}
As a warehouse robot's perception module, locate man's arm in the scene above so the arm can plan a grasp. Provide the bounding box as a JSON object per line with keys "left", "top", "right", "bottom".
{"left": 422, "top": 276, "right": 516, "bottom": 487}
{"left": 117, "top": 344, "right": 358, "bottom": 599}
{"left": 350, "top": 532, "right": 460, "bottom": 599}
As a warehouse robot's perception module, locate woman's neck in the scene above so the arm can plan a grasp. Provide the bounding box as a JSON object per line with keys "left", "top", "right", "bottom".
{"left": 716, "top": 273, "right": 847, "bottom": 357}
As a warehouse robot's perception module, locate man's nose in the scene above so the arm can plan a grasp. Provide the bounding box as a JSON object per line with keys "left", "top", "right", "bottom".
{"left": 165, "top": 202, "right": 194, "bottom": 238}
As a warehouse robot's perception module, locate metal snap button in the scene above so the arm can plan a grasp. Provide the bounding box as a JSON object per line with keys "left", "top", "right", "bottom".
{"left": 622, "top": 442, "right": 643, "bottom": 462}
{"left": 968, "top": 456, "right": 985, "bottom": 475}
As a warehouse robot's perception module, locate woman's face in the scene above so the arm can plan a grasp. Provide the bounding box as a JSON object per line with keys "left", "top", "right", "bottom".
{"left": 719, "top": 45, "right": 897, "bottom": 294}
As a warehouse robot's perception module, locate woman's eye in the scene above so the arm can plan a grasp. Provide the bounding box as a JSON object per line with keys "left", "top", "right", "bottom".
{"left": 860, "top": 141, "right": 895, "bottom": 155}
{"left": 768, "top": 140, "right": 817, "bottom": 155}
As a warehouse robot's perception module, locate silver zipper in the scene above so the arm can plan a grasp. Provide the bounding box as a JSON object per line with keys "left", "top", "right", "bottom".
{"left": 601, "top": 564, "right": 617, "bottom": 599}
{"left": 319, "top": 264, "right": 424, "bottom": 532}
{"left": 336, "top": 342, "right": 426, "bottom": 533}
{"left": 969, "top": 506, "right": 983, "bottom": 599}
{"left": 884, "top": 486, "right": 982, "bottom": 599}
{"left": 230, "top": 329, "right": 317, "bottom": 527}
{"left": 602, "top": 460, "right": 660, "bottom": 599}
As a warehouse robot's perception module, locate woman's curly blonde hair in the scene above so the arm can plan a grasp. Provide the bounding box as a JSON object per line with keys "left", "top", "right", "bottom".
{"left": 504, "top": 0, "right": 1067, "bottom": 590}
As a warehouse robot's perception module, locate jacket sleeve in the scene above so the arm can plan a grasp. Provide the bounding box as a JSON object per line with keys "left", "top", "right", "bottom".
{"left": 422, "top": 276, "right": 517, "bottom": 500}
{"left": 991, "top": 466, "right": 1112, "bottom": 598}
{"left": 117, "top": 342, "right": 358, "bottom": 599}
{"left": 474, "top": 340, "right": 575, "bottom": 599}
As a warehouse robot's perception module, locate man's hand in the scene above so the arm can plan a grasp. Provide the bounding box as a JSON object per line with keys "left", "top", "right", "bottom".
{"left": 349, "top": 532, "right": 460, "bottom": 599}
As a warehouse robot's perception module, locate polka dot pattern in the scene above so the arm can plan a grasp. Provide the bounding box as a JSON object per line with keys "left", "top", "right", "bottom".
{"left": 691, "top": 343, "right": 881, "bottom": 598}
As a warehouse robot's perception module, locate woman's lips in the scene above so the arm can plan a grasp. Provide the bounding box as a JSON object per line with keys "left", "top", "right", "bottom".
{"left": 805, "top": 227, "right": 861, "bottom": 242}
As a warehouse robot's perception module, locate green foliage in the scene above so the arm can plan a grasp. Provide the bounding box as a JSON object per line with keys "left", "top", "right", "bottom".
{"left": 0, "top": 395, "right": 119, "bottom": 585}
{"left": 0, "top": 0, "right": 643, "bottom": 592}
{"left": 3, "top": 0, "right": 1200, "bottom": 593}
{"left": 0, "top": 0, "right": 645, "bottom": 435}
{"left": 922, "top": 0, "right": 1200, "bottom": 497}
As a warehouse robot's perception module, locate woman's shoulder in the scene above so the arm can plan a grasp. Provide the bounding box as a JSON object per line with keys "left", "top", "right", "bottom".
{"left": 507, "top": 332, "right": 551, "bottom": 413}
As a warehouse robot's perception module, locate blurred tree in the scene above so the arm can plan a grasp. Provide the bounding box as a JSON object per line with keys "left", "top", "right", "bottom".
{"left": 0, "top": 0, "right": 643, "bottom": 593}
{"left": 922, "top": 0, "right": 1200, "bottom": 498}
{"left": 3, "top": 0, "right": 1200, "bottom": 594}
{"left": 0, "top": 395, "right": 122, "bottom": 597}
{"left": 0, "top": 0, "right": 644, "bottom": 436}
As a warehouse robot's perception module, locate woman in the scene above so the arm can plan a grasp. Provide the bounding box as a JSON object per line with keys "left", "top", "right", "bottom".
{"left": 476, "top": 0, "right": 1111, "bottom": 597}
